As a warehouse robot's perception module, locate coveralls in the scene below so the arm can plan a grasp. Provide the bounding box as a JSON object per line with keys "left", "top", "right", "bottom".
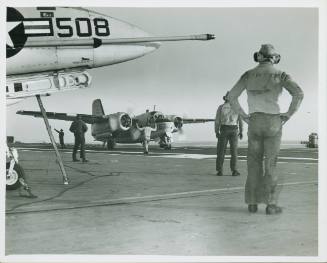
{"left": 228, "top": 62, "right": 303, "bottom": 205}
{"left": 70, "top": 118, "right": 88, "bottom": 161}
{"left": 215, "top": 102, "right": 243, "bottom": 175}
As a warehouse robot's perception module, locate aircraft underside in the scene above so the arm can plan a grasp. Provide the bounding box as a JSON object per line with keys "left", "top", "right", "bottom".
{"left": 99, "top": 130, "right": 173, "bottom": 150}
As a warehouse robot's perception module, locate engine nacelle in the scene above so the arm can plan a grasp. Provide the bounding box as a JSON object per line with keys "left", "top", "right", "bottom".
{"left": 165, "top": 115, "right": 183, "bottom": 129}
{"left": 107, "top": 112, "right": 132, "bottom": 132}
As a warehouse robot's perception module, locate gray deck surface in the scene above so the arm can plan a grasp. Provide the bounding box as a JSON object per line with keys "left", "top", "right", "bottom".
{"left": 5, "top": 144, "right": 318, "bottom": 256}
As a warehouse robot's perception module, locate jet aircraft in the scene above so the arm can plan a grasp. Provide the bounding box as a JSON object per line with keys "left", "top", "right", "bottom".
{"left": 7, "top": 6, "right": 215, "bottom": 183}
{"left": 17, "top": 99, "right": 215, "bottom": 150}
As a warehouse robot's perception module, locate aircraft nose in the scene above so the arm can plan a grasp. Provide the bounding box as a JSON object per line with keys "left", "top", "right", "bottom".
{"left": 108, "top": 15, "right": 161, "bottom": 50}
{"left": 91, "top": 12, "right": 160, "bottom": 66}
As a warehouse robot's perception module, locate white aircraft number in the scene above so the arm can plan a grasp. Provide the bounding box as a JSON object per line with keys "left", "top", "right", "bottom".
{"left": 55, "top": 17, "right": 110, "bottom": 37}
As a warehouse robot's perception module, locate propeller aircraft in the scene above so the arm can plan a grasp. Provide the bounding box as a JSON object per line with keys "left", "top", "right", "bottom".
{"left": 17, "top": 99, "right": 215, "bottom": 150}
{"left": 7, "top": 6, "right": 215, "bottom": 183}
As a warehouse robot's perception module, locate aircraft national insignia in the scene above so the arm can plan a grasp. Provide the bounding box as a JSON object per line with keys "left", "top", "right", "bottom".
{"left": 7, "top": 7, "right": 27, "bottom": 58}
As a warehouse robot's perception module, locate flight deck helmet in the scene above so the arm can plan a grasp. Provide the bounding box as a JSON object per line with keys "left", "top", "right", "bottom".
{"left": 253, "top": 44, "right": 281, "bottom": 64}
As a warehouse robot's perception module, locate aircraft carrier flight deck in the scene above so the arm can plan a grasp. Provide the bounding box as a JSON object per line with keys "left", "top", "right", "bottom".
{"left": 5, "top": 143, "right": 318, "bottom": 256}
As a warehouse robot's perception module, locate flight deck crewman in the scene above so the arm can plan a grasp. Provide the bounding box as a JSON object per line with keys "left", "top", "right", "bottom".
{"left": 70, "top": 115, "right": 88, "bottom": 162}
{"left": 215, "top": 91, "right": 243, "bottom": 176}
{"left": 54, "top": 128, "right": 65, "bottom": 149}
{"left": 136, "top": 119, "right": 157, "bottom": 154}
{"left": 228, "top": 44, "right": 303, "bottom": 215}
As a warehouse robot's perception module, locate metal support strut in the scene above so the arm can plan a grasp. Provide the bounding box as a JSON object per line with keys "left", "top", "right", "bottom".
{"left": 36, "top": 95, "right": 69, "bottom": 184}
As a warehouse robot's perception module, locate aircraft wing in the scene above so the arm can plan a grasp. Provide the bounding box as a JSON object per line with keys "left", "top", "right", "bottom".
{"left": 16, "top": 110, "right": 106, "bottom": 124}
{"left": 182, "top": 118, "right": 215, "bottom": 124}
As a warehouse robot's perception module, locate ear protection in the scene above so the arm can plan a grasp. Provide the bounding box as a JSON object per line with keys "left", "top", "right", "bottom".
{"left": 253, "top": 52, "right": 281, "bottom": 64}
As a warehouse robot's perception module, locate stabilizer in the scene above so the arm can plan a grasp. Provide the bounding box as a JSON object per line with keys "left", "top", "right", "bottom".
{"left": 92, "top": 99, "right": 105, "bottom": 116}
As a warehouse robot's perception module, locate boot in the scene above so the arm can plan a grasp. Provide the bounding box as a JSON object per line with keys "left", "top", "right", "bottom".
{"left": 266, "top": 204, "right": 282, "bottom": 215}
{"left": 232, "top": 170, "right": 240, "bottom": 176}
{"left": 248, "top": 204, "right": 258, "bottom": 213}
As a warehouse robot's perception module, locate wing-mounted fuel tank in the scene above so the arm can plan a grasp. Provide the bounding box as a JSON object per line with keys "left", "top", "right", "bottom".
{"left": 6, "top": 70, "right": 91, "bottom": 105}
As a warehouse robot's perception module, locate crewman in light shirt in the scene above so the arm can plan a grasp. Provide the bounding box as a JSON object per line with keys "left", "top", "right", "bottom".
{"left": 136, "top": 119, "right": 157, "bottom": 154}
{"left": 228, "top": 44, "right": 304, "bottom": 215}
{"left": 215, "top": 91, "right": 243, "bottom": 177}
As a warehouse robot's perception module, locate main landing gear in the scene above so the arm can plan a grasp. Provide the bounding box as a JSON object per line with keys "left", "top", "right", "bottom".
{"left": 107, "top": 137, "right": 116, "bottom": 150}
{"left": 159, "top": 136, "right": 172, "bottom": 150}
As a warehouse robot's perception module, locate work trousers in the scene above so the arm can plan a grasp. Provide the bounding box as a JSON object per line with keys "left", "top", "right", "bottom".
{"left": 73, "top": 135, "right": 85, "bottom": 160}
{"left": 59, "top": 138, "right": 65, "bottom": 149}
{"left": 216, "top": 125, "right": 238, "bottom": 173}
{"left": 142, "top": 140, "right": 149, "bottom": 153}
{"left": 245, "top": 113, "right": 282, "bottom": 205}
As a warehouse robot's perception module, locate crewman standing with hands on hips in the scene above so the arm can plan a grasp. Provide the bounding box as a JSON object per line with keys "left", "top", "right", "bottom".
{"left": 70, "top": 115, "right": 88, "bottom": 162}
{"left": 228, "top": 44, "right": 303, "bottom": 215}
{"left": 215, "top": 91, "right": 243, "bottom": 176}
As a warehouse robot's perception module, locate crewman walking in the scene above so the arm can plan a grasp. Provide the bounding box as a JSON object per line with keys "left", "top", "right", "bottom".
{"left": 70, "top": 115, "right": 88, "bottom": 162}
{"left": 228, "top": 44, "right": 303, "bottom": 214}
{"left": 54, "top": 128, "right": 65, "bottom": 149}
{"left": 215, "top": 91, "right": 243, "bottom": 176}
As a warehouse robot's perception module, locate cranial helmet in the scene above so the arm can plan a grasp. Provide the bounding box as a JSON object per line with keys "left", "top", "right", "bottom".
{"left": 253, "top": 44, "right": 281, "bottom": 64}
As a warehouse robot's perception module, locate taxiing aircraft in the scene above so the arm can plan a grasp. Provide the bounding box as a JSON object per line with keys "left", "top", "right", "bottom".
{"left": 7, "top": 6, "right": 215, "bottom": 183}
{"left": 17, "top": 99, "right": 215, "bottom": 150}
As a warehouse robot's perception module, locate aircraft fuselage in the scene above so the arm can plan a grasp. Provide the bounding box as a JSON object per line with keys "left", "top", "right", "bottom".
{"left": 7, "top": 7, "right": 158, "bottom": 76}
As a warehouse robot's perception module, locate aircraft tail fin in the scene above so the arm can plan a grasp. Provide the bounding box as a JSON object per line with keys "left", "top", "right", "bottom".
{"left": 92, "top": 99, "right": 105, "bottom": 116}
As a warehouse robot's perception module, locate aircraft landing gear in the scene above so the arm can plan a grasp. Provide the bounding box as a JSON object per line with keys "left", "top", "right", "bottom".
{"left": 107, "top": 137, "right": 116, "bottom": 150}
{"left": 6, "top": 145, "right": 37, "bottom": 197}
{"left": 159, "top": 136, "right": 172, "bottom": 150}
{"left": 6, "top": 162, "right": 24, "bottom": 190}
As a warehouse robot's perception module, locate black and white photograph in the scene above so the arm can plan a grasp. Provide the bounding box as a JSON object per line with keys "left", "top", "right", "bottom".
{"left": 1, "top": 0, "right": 327, "bottom": 262}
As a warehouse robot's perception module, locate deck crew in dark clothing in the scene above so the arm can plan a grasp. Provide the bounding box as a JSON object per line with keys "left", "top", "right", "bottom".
{"left": 70, "top": 115, "right": 88, "bottom": 162}
{"left": 54, "top": 128, "right": 65, "bottom": 149}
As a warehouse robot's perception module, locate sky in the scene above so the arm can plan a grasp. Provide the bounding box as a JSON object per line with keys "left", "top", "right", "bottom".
{"left": 6, "top": 6, "right": 318, "bottom": 144}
